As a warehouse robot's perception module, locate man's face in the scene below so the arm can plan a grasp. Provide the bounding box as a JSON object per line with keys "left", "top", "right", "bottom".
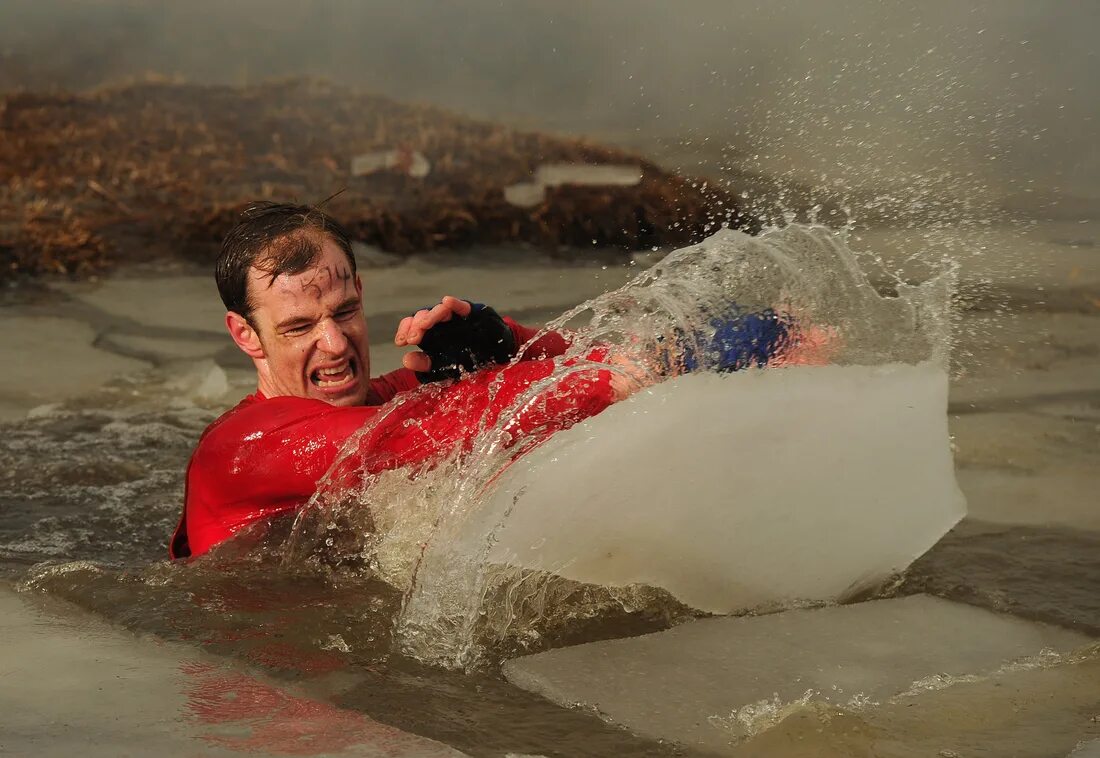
{"left": 244, "top": 237, "right": 370, "bottom": 406}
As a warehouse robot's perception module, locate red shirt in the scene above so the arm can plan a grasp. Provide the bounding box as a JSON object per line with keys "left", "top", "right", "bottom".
{"left": 170, "top": 322, "right": 615, "bottom": 558}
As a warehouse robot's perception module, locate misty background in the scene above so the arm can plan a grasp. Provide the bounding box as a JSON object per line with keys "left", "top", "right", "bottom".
{"left": 2, "top": 0, "right": 1096, "bottom": 216}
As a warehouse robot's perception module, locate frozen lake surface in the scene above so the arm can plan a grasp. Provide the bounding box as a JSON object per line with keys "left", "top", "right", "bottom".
{"left": 1, "top": 218, "right": 1098, "bottom": 755}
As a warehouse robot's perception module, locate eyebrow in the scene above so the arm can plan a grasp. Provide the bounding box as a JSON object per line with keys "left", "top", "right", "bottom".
{"left": 333, "top": 296, "right": 361, "bottom": 313}
{"left": 275, "top": 315, "right": 313, "bottom": 331}
{"left": 274, "top": 297, "right": 361, "bottom": 331}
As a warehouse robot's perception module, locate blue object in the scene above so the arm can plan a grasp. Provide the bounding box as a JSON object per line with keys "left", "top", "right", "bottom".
{"left": 680, "top": 308, "right": 791, "bottom": 372}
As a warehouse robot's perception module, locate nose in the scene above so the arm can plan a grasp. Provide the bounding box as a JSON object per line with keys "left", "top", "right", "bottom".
{"left": 316, "top": 317, "right": 349, "bottom": 355}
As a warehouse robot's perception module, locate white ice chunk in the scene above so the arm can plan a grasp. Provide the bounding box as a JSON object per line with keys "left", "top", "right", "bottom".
{"left": 504, "top": 164, "right": 641, "bottom": 207}
{"left": 503, "top": 595, "right": 1090, "bottom": 754}
{"left": 166, "top": 359, "right": 229, "bottom": 402}
{"left": 1071, "top": 740, "right": 1100, "bottom": 758}
{"left": 533, "top": 163, "right": 642, "bottom": 187}
{"left": 47, "top": 275, "right": 227, "bottom": 334}
{"left": 466, "top": 362, "right": 966, "bottom": 614}
{"left": 350, "top": 148, "right": 431, "bottom": 178}
{"left": 503, "top": 182, "right": 546, "bottom": 207}
{"left": 99, "top": 332, "right": 223, "bottom": 362}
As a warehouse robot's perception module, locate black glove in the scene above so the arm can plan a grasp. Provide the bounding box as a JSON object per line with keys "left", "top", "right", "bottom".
{"left": 414, "top": 301, "right": 517, "bottom": 383}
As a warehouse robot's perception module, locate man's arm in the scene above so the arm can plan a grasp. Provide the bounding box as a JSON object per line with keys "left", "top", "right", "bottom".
{"left": 179, "top": 355, "right": 620, "bottom": 559}
{"left": 395, "top": 296, "right": 570, "bottom": 376}
{"left": 370, "top": 296, "right": 572, "bottom": 397}
{"left": 368, "top": 312, "right": 571, "bottom": 405}
{"left": 333, "top": 355, "right": 618, "bottom": 483}
{"left": 508, "top": 318, "right": 571, "bottom": 361}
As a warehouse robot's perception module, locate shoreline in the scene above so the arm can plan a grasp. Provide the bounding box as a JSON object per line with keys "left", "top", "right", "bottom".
{"left": 0, "top": 80, "right": 754, "bottom": 283}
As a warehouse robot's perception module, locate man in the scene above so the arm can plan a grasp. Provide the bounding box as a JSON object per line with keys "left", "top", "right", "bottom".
{"left": 169, "top": 201, "right": 802, "bottom": 559}
{"left": 169, "top": 202, "right": 628, "bottom": 559}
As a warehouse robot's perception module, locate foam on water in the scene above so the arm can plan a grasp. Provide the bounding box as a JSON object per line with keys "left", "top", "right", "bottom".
{"left": 282, "top": 223, "right": 961, "bottom": 669}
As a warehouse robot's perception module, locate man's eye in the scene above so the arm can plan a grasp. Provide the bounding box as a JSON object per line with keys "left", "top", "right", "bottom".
{"left": 336, "top": 309, "right": 358, "bottom": 321}
{"left": 283, "top": 324, "right": 311, "bottom": 336}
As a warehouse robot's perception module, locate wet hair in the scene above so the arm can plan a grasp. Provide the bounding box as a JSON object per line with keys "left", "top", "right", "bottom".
{"left": 215, "top": 201, "right": 356, "bottom": 322}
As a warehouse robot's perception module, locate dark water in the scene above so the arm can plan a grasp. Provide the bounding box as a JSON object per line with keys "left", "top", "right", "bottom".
{"left": 5, "top": 394, "right": 1100, "bottom": 755}
{"left": 1, "top": 398, "right": 704, "bottom": 756}
{"left": 0, "top": 406, "right": 206, "bottom": 569}
{"left": 2, "top": 225, "right": 1097, "bottom": 754}
{"left": 900, "top": 520, "right": 1100, "bottom": 637}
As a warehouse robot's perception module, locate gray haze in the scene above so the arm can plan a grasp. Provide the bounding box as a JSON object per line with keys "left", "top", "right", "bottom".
{"left": 2, "top": 0, "right": 1097, "bottom": 210}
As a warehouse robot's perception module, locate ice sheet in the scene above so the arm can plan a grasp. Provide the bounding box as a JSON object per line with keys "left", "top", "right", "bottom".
{"left": 0, "top": 317, "right": 149, "bottom": 420}
{"left": 465, "top": 362, "right": 966, "bottom": 613}
{"left": 0, "top": 587, "right": 463, "bottom": 757}
{"left": 503, "top": 595, "right": 1091, "bottom": 754}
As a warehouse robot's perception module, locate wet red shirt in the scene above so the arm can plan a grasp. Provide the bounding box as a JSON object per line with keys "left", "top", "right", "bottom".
{"left": 170, "top": 322, "right": 615, "bottom": 558}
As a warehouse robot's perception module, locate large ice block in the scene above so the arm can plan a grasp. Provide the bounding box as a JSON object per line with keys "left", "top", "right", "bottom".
{"left": 503, "top": 595, "right": 1091, "bottom": 755}
{"left": 466, "top": 362, "right": 966, "bottom": 614}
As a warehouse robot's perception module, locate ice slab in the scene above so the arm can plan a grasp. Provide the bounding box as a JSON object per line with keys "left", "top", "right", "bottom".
{"left": 350, "top": 148, "right": 431, "bottom": 178}
{"left": 0, "top": 587, "right": 463, "bottom": 757}
{"left": 534, "top": 163, "right": 642, "bottom": 188}
{"left": 1071, "top": 740, "right": 1100, "bottom": 758}
{"left": 0, "top": 317, "right": 148, "bottom": 420}
{"left": 504, "top": 164, "right": 642, "bottom": 207}
{"left": 98, "top": 331, "right": 225, "bottom": 363}
{"left": 503, "top": 595, "right": 1091, "bottom": 755}
{"left": 164, "top": 358, "right": 231, "bottom": 402}
{"left": 469, "top": 362, "right": 966, "bottom": 614}
{"left": 722, "top": 645, "right": 1100, "bottom": 757}
{"left": 49, "top": 275, "right": 227, "bottom": 334}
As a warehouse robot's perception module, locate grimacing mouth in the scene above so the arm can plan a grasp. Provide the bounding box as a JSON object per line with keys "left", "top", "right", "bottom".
{"left": 309, "top": 356, "right": 358, "bottom": 388}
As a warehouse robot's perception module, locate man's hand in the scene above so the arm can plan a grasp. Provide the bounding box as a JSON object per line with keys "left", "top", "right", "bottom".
{"left": 395, "top": 296, "right": 517, "bottom": 381}
{"left": 607, "top": 352, "right": 652, "bottom": 401}
{"left": 395, "top": 296, "right": 474, "bottom": 373}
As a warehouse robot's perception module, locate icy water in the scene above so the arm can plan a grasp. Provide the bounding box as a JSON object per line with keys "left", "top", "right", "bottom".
{"left": 283, "top": 225, "right": 960, "bottom": 669}
{"left": 2, "top": 221, "right": 1100, "bottom": 756}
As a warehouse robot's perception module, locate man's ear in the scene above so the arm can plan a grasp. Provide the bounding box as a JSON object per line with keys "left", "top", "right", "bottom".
{"left": 226, "top": 311, "right": 265, "bottom": 360}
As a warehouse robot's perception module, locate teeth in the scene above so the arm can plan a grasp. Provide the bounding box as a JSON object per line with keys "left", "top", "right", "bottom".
{"left": 313, "top": 360, "right": 354, "bottom": 388}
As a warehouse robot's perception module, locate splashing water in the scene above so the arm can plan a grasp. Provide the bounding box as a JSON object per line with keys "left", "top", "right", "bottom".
{"left": 707, "top": 689, "right": 821, "bottom": 742}
{"left": 283, "top": 224, "right": 958, "bottom": 669}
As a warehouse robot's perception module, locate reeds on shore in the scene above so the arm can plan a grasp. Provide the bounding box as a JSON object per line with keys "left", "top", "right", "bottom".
{"left": 0, "top": 79, "right": 752, "bottom": 281}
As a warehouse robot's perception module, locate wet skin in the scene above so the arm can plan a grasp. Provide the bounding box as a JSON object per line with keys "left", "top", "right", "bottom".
{"left": 226, "top": 238, "right": 371, "bottom": 407}
{"left": 224, "top": 235, "right": 475, "bottom": 406}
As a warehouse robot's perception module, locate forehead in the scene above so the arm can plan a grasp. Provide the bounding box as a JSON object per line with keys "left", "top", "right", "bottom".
{"left": 248, "top": 238, "right": 358, "bottom": 317}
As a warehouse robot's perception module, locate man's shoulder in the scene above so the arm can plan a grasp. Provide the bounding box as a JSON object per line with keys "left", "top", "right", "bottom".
{"left": 198, "top": 393, "right": 333, "bottom": 448}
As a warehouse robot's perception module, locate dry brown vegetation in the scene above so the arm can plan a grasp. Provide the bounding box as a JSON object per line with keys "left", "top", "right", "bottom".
{"left": 0, "top": 79, "right": 751, "bottom": 281}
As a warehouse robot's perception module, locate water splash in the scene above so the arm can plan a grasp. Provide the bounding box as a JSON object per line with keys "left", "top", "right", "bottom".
{"left": 283, "top": 223, "right": 957, "bottom": 669}
{"left": 707, "top": 689, "right": 819, "bottom": 741}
